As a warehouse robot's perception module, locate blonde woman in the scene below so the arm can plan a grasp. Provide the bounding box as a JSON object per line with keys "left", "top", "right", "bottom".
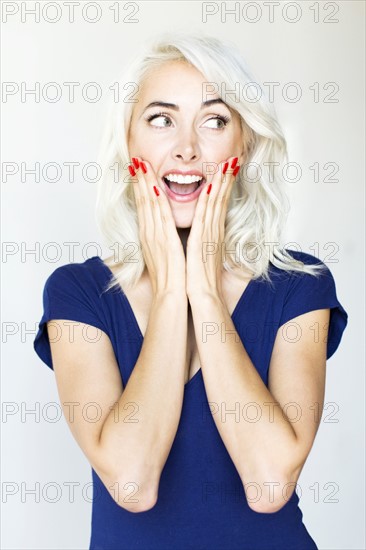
{"left": 34, "top": 33, "right": 348, "bottom": 550}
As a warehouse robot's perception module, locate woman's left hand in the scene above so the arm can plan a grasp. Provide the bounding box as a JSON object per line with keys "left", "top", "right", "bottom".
{"left": 186, "top": 156, "right": 240, "bottom": 302}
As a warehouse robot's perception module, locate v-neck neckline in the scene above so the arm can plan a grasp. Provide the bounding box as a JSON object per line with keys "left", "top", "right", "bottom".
{"left": 93, "top": 256, "right": 258, "bottom": 388}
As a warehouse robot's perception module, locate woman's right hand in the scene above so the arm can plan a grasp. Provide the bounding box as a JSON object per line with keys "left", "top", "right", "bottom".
{"left": 129, "top": 157, "right": 187, "bottom": 298}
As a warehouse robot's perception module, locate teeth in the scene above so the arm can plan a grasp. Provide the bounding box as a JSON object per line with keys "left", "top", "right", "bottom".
{"left": 164, "top": 174, "right": 203, "bottom": 184}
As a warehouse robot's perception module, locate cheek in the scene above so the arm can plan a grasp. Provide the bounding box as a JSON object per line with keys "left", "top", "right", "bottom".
{"left": 203, "top": 136, "right": 235, "bottom": 156}
{"left": 134, "top": 132, "right": 166, "bottom": 156}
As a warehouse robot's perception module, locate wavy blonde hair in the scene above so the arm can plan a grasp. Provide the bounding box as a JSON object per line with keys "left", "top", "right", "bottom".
{"left": 95, "top": 31, "right": 327, "bottom": 293}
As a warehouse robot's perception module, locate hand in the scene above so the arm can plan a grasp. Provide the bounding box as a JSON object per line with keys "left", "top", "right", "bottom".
{"left": 129, "top": 157, "right": 187, "bottom": 297}
{"left": 186, "top": 156, "right": 240, "bottom": 301}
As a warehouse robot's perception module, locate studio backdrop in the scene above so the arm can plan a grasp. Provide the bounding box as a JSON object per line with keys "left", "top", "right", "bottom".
{"left": 2, "top": 1, "right": 364, "bottom": 549}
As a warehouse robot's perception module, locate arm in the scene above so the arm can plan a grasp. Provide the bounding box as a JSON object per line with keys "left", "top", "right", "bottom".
{"left": 99, "top": 291, "right": 188, "bottom": 510}
{"left": 48, "top": 291, "right": 188, "bottom": 513}
{"left": 189, "top": 293, "right": 329, "bottom": 513}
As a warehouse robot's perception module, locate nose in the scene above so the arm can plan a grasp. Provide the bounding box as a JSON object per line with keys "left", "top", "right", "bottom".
{"left": 172, "top": 128, "right": 200, "bottom": 163}
{"left": 174, "top": 151, "right": 197, "bottom": 162}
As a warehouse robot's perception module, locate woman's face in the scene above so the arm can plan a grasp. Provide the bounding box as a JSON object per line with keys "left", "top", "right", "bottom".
{"left": 128, "top": 61, "right": 245, "bottom": 228}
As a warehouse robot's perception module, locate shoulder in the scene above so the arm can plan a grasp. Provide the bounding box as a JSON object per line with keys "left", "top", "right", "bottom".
{"left": 273, "top": 249, "right": 333, "bottom": 282}
{"left": 283, "top": 248, "right": 325, "bottom": 266}
{"left": 44, "top": 256, "right": 101, "bottom": 286}
{"left": 42, "top": 256, "right": 107, "bottom": 303}
{"left": 274, "top": 250, "right": 348, "bottom": 359}
{"left": 266, "top": 249, "right": 340, "bottom": 310}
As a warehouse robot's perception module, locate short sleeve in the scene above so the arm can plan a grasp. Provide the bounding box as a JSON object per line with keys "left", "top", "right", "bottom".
{"left": 33, "top": 265, "right": 110, "bottom": 371}
{"left": 278, "top": 260, "right": 348, "bottom": 360}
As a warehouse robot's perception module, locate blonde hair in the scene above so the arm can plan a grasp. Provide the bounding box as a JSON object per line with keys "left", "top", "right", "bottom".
{"left": 95, "top": 31, "right": 327, "bottom": 293}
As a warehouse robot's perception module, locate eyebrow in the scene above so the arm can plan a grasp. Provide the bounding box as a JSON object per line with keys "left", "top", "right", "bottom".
{"left": 142, "top": 98, "right": 229, "bottom": 113}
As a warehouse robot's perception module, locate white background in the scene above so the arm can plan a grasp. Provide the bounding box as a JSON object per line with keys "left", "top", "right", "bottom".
{"left": 2, "top": 1, "right": 365, "bottom": 549}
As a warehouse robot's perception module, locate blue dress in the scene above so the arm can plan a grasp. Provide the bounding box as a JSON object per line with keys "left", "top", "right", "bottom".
{"left": 33, "top": 250, "right": 348, "bottom": 550}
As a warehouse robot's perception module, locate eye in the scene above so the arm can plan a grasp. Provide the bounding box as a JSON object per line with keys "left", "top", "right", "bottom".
{"left": 146, "top": 112, "right": 172, "bottom": 128}
{"left": 145, "top": 112, "right": 231, "bottom": 130}
{"left": 203, "top": 115, "right": 230, "bottom": 130}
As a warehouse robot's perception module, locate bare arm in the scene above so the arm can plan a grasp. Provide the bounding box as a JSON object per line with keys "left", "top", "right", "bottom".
{"left": 188, "top": 294, "right": 328, "bottom": 513}
{"left": 48, "top": 292, "right": 187, "bottom": 514}
{"left": 49, "top": 159, "right": 188, "bottom": 513}
{"left": 99, "top": 291, "right": 188, "bottom": 511}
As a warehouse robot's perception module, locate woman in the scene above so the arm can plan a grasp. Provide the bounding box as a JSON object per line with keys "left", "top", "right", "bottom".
{"left": 34, "top": 33, "right": 348, "bottom": 550}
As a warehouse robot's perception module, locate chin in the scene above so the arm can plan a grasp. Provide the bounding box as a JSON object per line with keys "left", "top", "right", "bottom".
{"left": 170, "top": 205, "right": 195, "bottom": 229}
{"left": 174, "top": 218, "right": 192, "bottom": 229}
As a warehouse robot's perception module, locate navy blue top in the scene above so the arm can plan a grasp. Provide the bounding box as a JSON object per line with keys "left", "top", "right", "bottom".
{"left": 33, "top": 250, "right": 348, "bottom": 550}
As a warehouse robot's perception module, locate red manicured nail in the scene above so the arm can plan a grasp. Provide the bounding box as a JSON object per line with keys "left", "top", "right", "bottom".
{"left": 233, "top": 165, "right": 240, "bottom": 177}
{"left": 231, "top": 157, "right": 238, "bottom": 169}
{"left": 153, "top": 185, "right": 160, "bottom": 196}
{"left": 132, "top": 157, "right": 139, "bottom": 169}
{"left": 222, "top": 162, "right": 229, "bottom": 174}
{"left": 207, "top": 183, "right": 212, "bottom": 194}
{"left": 128, "top": 165, "right": 136, "bottom": 176}
{"left": 141, "top": 162, "right": 147, "bottom": 174}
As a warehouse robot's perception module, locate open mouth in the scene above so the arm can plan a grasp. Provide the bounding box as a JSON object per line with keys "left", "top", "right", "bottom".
{"left": 162, "top": 176, "right": 206, "bottom": 196}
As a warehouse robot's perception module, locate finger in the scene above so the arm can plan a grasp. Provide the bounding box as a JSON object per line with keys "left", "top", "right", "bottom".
{"left": 129, "top": 160, "right": 151, "bottom": 240}
{"left": 136, "top": 159, "right": 178, "bottom": 242}
{"left": 214, "top": 157, "right": 239, "bottom": 231}
{"left": 190, "top": 166, "right": 212, "bottom": 230}
{"left": 190, "top": 160, "right": 220, "bottom": 222}
{"left": 153, "top": 179, "right": 179, "bottom": 238}
{"left": 135, "top": 158, "right": 160, "bottom": 241}
{"left": 199, "top": 159, "right": 229, "bottom": 237}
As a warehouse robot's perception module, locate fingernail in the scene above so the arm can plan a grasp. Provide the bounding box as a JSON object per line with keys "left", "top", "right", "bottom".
{"left": 222, "top": 162, "right": 229, "bottom": 174}
{"left": 153, "top": 185, "right": 160, "bottom": 196}
{"left": 132, "top": 157, "right": 140, "bottom": 169}
{"left": 233, "top": 165, "right": 240, "bottom": 177}
{"left": 207, "top": 183, "right": 212, "bottom": 195}
{"left": 128, "top": 165, "right": 136, "bottom": 177}
{"left": 231, "top": 157, "right": 238, "bottom": 169}
{"left": 141, "top": 162, "right": 147, "bottom": 174}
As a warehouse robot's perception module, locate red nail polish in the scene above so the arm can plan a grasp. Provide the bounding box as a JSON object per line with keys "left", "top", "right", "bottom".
{"left": 153, "top": 185, "right": 160, "bottom": 196}
{"left": 128, "top": 165, "right": 136, "bottom": 177}
{"left": 132, "top": 157, "right": 139, "bottom": 169}
{"left": 141, "top": 162, "right": 147, "bottom": 174}
{"left": 233, "top": 165, "right": 240, "bottom": 177}
{"left": 222, "top": 162, "right": 229, "bottom": 174}
{"left": 207, "top": 183, "right": 212, "bottom": 194}
{"left": 231, "top": 157, "right": 238, "bottom": 169}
